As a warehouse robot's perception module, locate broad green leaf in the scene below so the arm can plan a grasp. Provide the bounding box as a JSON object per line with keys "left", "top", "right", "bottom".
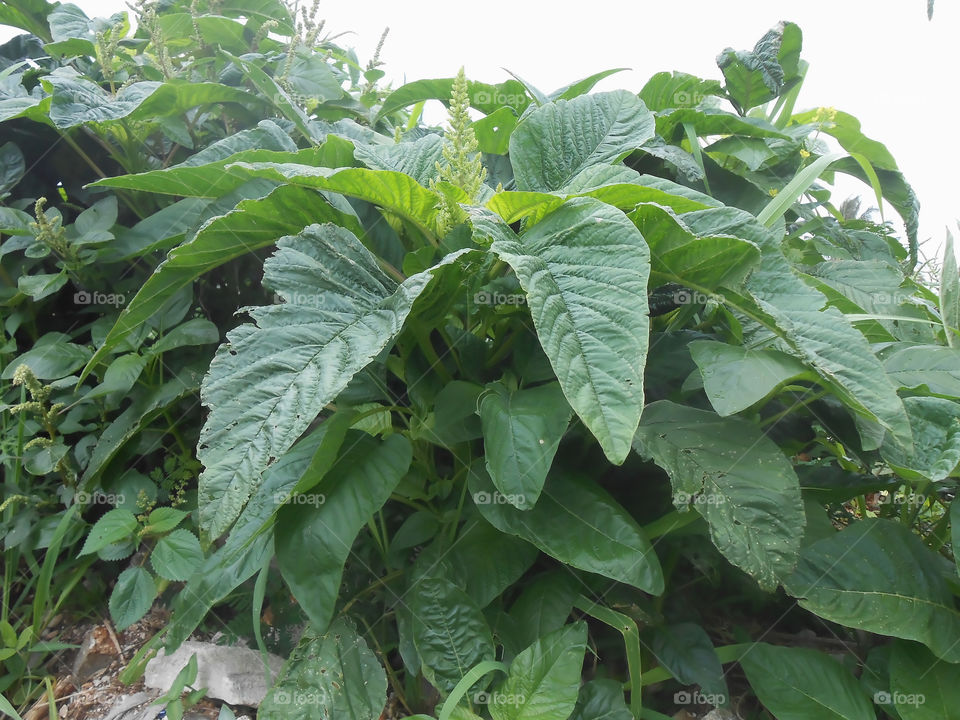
{"left": 884, "top": 345, "right": 960, "bottom": 398}
{"left": 486, "top": 191, "right": 565, "bottom": 224}
{"left": 82, "top": 353, "right": 147, "bottom": 400}
{"left": 17, "top": 272, "right": 67, "bottom": 301}
{"left": 650, "top": 623, "right": 728, "bottom": 700}
{"left": 889, "top": 640, "right": 960, "bottom": 720}
{"left": 490, "top": 197, "right": 649, "bottom": 463}
{"left": 377, "top": 77, "right": 531, "bottom": 119}
{"left": 509, "top": 91, "right": 655, "bottom": 192}
{"left": 0, "top": 0, "right": 56, "bottom": 40}
{"left": 275, "top": 433, "right": 411, "bottom": 631}
{"left": 741, "top": 643, "right": 875, "bottom": 720}
{"left": 143, "top": 507, "right": 189, "bottom": 535}
{"left": 109, "top": 567, "right": 156, "bottom": 630}
{"left": 427, "top": 380, "right": 484, "bottom": 446}
{"left": 166, "top": 423, "right": 344, "bottom": 650}
{"left": 81, "top": 185, "right": 358, "bottom": 381}
{"left": 198, "top": 224, "right": 470, "bottom": 539}
{"left": 633, "top": 400, "right": 805, "bottom": 590}
{"left": 226, "top": 162, "right": 441, "bottom": 236}
{"left": 629, "top": 203, "right": 760, "bottom": 290}
{"left": 149, "top": 319, "right": 219, "bottom": 354}
{"left": 941, "top": 230, "right": 960, "bottom": 346}
{"left": 473, "top": 107, "right": 518, "bottom": 155}
{"left": 353, "top": 133, "right": 444, "bottom": 186}
{"left": 491, "top": 622, "right": 587, "bottom": 720}
{"left": 717, "top": 21, "right": 803, "bottom": 113}
{"left": 259, "top": 617, "right": 387, "bottom": 720}
{"left": 682, "top": 207, "right": 912, "bottom": 445}
{"left": 688, "top": 340, "right": 811, "bottom": 416}
{"left": 638, "top": 71, "right": 724, "bottom": 112}
{"left": 479, "top": 381, "right": 572, "bottom": 509}
{"left": 569, "top": 679, "right": 633, "bottom": 720}
{"left": 79, "top": 508, "right": 138, "bottom": 556}
{"left": 408, "top": 575, "right": 495, "bottom": 693}
{"left": 285, "top": 45, "right": 343, "bottom": 104}
{"left": 220, "top": 50, "right": 313, "bottom": 140}
{"left": 706, "top": 136, "right": 777, "bottom": 171}
{"left": 150, "top": 529, "right": 203, "bottom": 582}
{"left": 880, "top": 397, "right": 960, "bottom": 482}
{"left": 3, "top": 340, "right": 91, "bottom": 380}
{"left": 468, "top": 464, "right": 663, "bottom": 594}
{"left": 784, "top": 518, "right": 960, "bottom": 662}
{"left": 506, "top": 573, "right": 579, "bottom": 656}
{"left": 655, "top": 107, "right": 791, "bottom": 142}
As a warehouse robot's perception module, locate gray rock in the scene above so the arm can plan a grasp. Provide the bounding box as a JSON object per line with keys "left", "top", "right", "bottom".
{"left": 71, "top": 625, "right": 118, "bottom": 681}
{"left": 97, "top": 692, "right": 157, "bottom": 720}
{"left": 144, "top": 640, "right": 284, "bottom": 707}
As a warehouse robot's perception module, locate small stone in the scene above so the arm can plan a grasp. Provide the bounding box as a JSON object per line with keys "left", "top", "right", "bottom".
{"left": 72, "top": 625, "right": 118, "bottom": 682}
{"left": 144, "top": 640, "right": 284, "bottom": 707}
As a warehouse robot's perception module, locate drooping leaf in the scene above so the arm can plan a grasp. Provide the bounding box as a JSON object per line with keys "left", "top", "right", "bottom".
{"left": 3, "top": 339, "right": 92, "bottom": 380}
{"left": 259, "top": 617, "right": 387, "bottom": 720}
{"left": 638, "top": 71, "right": 724, "bottom": 112}
{"left": 505, "top": 573, "right": 579, "bottom": 656}
{"left": 491, "top": 622, "right": 587, "bottom": 720}
{"left": 633, "top": 400, "right": 805, "bottom": 590}
{"left": 569, "top": 679, "right": 633, "bottom": 720}
{"left": 784, "top": 518, "right": 960, "bottom": 663}
{"left": 109, "top": 567, "right": 156, "bottom": 630}
{"left": 150, "top": 530, "right": 203, "bottom": 582}
{"left": 880, "top": 396, "right": 960, "bottom": 483}
{"left": 717, "top": 21, "right": 803, "bottom": 113}
{"left": 650, "top": 623, "right": 728, "bottom": 700}
{"left": 197, "top": 224, "right": 471, "bottom": 540}
{"left": 275, "top": 433, "right": 411, "bottom": 631}
{"left": 490, "top": 197, "right": 650, "bottom": 463}
{"left": 79, "top": 509, "right": 138, "bottom": 556}
{"left": 741, "top": 643, "right": 875, "bottom": 720}
{"left": 479, "top": 381, "right": 572, "bottom": 509}
{"left": 353, "top": 133, "right": 444, "bottom": 186}
{"left": 688, "top": 340, "right": 812, "bottom": 416}
{"left": 468, "top": 463, "right": 663, "bottom": 594}
{"left": 509, "top": 91, "right": 656, "bottom": 192}
{"left": 884, "top": 345, "right": 960, "bottom": 398}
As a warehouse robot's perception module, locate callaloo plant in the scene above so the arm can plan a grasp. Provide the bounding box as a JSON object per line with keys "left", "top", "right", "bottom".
{"left": 3, "top": 6, "right": 960, "bottom": 719}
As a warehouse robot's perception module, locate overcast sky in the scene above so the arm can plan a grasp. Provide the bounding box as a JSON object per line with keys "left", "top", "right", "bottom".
{"left": 2, "top": 1, "right": 957, "bottom": 264}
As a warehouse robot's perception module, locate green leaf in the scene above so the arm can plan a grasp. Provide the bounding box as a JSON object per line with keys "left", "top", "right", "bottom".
{"left": 509, "top": 91, "right": 655, "bottom": 192}
{"left": 756, "top": 152, "right": 845, "bottom": 226}
{"left": 226, "top": 163, "right": 441, "bottom": 236}
{"left": 472, "top": 108, "right": 518, "bottom": 155}
{"left": 469, "top": 464, "right": 663, "bottom": 594}
{"left": 353, "top": 133, "right": 444, "bottom": 186}
{"left": 629, "top": 203, "right": 760, "bottom": 290}
{"left": 82, "top": 353, "right": 148, "bottom": 401}
{"left": 275, "top": 433, "right": 411, "bottom": 631}
{"left": 408, "top": 575, "right": 495, "bottom": 693}
{"left": 79, "top": 509, "right": 138, "bottom": 556}
{"left": 884, "top": 345, "right": 960, "bottom": 398}
{"left": 741, "top": 643, "right": 875, "bottom": 720}
{"left": 717, "top": 21, "right": 803, "bottom": 113}
{"left": 81, "top": 185, "right": 359, "bottom": 382}
{"left": 149, "top": 319, "right": 219, "bottom": 354}
{"left": 491, "top": 197, "right": 649, "bottom": 463}
{"left": 784, "top": 518, "right": 960, "bottom": 662}
{"left": 198, "top": 226, "right": 468, "bottom": 539}
{"left": 491, "top": 622, "right": 587, "bottom": 720}
{"left": 143, "top": 507, "right": 189, "bottom": 535}
{"left": 506, "top": 573, "right": 579, "bottom": 656}
{"left": 377, "top": 77, "right": 531, "bottom": 119}
{"left": 633, "top": 400, "right": 805, "bottom": 590}
{"left": 650, "top": 623, "right": 728, "bottom": 700}
{"left": 428, "top": 381, "right": 484, "bottom": 446}
{"left": 150, "top": 530, "right": 203, "bottom": 582}
{"left": 259, "top": 617, "right": 387, "bottom": 720}
{"left": 688, "top": 340, "right": 811, "bottom": 416}
{"left": 638, "top": 71, "right": 725, "bottom": 112}
{"left": 285, "top": 46, "right": 343, "bottom": 104}
{"left": 889, "top": 640, "right": 960, "bottom": 720}
{"left": 941, "top": 230, "right": 960, "bottom": 346}
{"left": 682, "top": 207, "right": 912, "bottom": 446}
{"left": 880, "top": 397, "right": 960, "bottom": 482}
{"left": 479, "top": 381, "right": 571, "bottom": 509}
{"left": 569, "top": 679, "right": 633, "bottom": 720}
{"left": 706, "top": 136, "right": 777, "bottom": 171}
{"left": 17, "top": 272, "right": 67, "bottom": 301}
{"left": 3, "top": 339, "right": 92, "bottom": 380}
{"left": 220, "top": 50, "right": 313, "bottom": 140}
{"left": 109, "top": 567, "right": 156, "bottom": 630}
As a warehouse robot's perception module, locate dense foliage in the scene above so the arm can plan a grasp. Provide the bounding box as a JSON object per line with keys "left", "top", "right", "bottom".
{"left": 1, "top": 3, "right": 959, "bottom": 719}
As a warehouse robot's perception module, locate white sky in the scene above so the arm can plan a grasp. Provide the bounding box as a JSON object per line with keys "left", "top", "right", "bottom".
{"left": 2, "top": 0, "right": 957, "bottom": 264}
